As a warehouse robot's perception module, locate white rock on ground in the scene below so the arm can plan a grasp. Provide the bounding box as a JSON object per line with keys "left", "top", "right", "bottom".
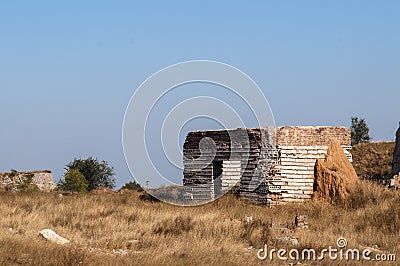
{"left": 243, "top": 216, "right": 253, "bottom": 223}
{"left": 39, "top": 229, "right": 70, "bottom": 245}
{"left": 278, "top": 236, "right": 299, "bottom": 246}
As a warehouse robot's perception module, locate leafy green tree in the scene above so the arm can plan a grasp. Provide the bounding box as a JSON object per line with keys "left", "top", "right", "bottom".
{"left": 121, "top": 181, "right": 143, "bottom": 191}
{"left": 58, "top": 169, "right": 88, "bottom": 192}
{"left": 65, "top": 157, "right": 115, "bottom": 190}
{"left": 351, "top": 117, "right": 371, "bottom": 145}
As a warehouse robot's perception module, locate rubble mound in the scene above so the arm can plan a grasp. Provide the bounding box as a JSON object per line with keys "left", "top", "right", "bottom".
{"left": 313, "top": 142, "right": 359, "bottom": 202}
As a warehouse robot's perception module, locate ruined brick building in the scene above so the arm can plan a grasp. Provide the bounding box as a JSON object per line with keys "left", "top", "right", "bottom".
{"left": 0, "top": 170, "right": 55, "bottom": 191}
{"left": 183, "top": 126, "right": 352, "bottom": 204}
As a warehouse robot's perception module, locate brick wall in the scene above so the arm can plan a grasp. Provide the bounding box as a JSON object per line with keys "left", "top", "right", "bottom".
{"left": 276, "top": 126, "right": 351, "bottom": 146}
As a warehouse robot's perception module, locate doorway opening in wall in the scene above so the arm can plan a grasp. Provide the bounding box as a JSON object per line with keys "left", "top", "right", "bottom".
{"left": 213, "top": 161, "right": 223, "bottom": 198}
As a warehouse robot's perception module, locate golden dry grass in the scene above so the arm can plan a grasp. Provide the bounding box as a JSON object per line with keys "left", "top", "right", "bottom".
{"left": 0, "top": 181, "right": 399, "bottom": 265}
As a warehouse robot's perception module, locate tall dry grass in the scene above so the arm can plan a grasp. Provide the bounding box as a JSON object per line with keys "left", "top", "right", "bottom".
{"left": 0, "top": 180, "right": 399, "bottom": 265}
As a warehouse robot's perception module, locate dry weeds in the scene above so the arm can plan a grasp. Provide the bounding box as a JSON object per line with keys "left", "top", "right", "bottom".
{"left": 0, "top": 181, "right": 399, "bottom": 265}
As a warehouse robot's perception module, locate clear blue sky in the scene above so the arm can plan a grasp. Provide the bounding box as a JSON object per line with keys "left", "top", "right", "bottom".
{"left": 1, "top": 1, "right": 399, "bottom": 188}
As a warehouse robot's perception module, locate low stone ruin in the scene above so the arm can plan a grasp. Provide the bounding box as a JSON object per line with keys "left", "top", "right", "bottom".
{"left": 0, "top": 170, "right": 55, "bottom": 191}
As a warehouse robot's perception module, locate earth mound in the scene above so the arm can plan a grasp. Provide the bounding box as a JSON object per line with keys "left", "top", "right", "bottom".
{"left": 313, "top": 142, "right": 359, "bottom": 202}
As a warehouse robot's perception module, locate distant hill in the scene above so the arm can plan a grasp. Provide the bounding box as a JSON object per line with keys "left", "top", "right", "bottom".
{"left": 351, "top": 142, "right": 395, "bottom": 184}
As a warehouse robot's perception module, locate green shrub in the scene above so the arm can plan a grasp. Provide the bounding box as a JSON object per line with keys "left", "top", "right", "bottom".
{"left": 58, "top": 169, "right": 88, "bottom": 192}
{"left": 351, "top": 117, "right": 371, "bottom": 145}
{"left": 65, "top": 157, "right": 115, "bottom": 191}
{"left": 121, "top": 181, "right": 143, "bottom": 191}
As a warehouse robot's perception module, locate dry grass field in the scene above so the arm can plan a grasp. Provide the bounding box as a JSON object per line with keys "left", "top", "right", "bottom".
{"left": 1, "top": 180, "right": 399, "bottom": 266}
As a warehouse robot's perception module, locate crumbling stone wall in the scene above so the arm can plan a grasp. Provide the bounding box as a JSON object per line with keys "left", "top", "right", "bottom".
{"left": 183, "top": 128, "right": 275, "bottom": 201}
{"left": 0, "top": 170, "right": 55, "bottom": 191}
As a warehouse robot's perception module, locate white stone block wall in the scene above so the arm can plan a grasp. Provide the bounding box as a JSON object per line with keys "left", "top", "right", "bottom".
{"left": 274, "top": 145, "right": 352, "bottom": 202}
{"left": 221, "top": 160, "right": 241, "bottom": 193}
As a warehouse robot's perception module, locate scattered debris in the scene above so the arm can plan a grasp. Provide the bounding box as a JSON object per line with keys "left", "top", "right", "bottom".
{"left": 269, "top": 221, "right": 293, "bottom": 234}
{"left": 277, "top": 236, "right": 299, "bottom": 246}
{"left": 314, "top": 142, "right": 359, "bottom": 202}
{"left": 85, "top": 246, "right": 139, "bottom": 256}
{"left": 39, "top": 229, "right": 70, "bottom": 245}
{"left": 86, "top": 247, "right": 103, "bottom": 253}
{"left": 112, "top": 249, "right": 129, "bottom": 256}
{"left": 389, "top": 175, "right": 400, "bottom": 189}
{"left": 278, "top": 227, "right": 293, "bottom": 234}
{"left": 243, "top": 216, "right": 253, "bottom": 223}
{"left": 294, "top": 215, "right": 308, "bottom": 229}
{"left": 229, "top": 218, "right": 242, "bottom": 224}
{"left": 270, "top": 222, "right": 283, "bottom": 228}
{"left": 126, "top": 239, "right": 140, "bottom": 249}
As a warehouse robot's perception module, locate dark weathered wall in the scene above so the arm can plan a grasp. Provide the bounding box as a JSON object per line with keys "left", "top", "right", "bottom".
{"left": 183, "top": 128, "right": 266, "bottom": 201}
